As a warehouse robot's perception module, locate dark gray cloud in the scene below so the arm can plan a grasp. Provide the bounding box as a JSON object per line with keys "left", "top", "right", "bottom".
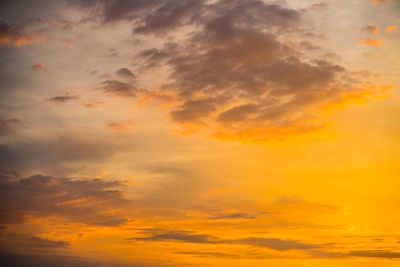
{"left": 0, "top": 233, "right": 70, "bottom": 254}
{"left": 128, "top": 229, "right": 218, "bottom": 244}
{"left": 127, "top": 228, "right": 320, "bottom": 251}
{"left": 48, "top": 95, "right": 79, "bottom": 103}
{"left": 0, "top": 251, "right": 162, "bottom": 267}
{"left": 116, "top": 67, "right": 135, "bottom": 79}
{"left": 100, "top": 80, "right": 137, "bottom": 97}
{"left": 70, "top": 0, "right": 202, "bottom": 34}
{"left": 0, "top": 170, "right": 129, "bottom": 225}
{"left": 0, "top": 20, "right": 18, "bottom": 43}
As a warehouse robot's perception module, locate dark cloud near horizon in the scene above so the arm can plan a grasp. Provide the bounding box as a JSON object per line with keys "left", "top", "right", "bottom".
{"left": 0, "top": 251, "right": 163, "bottom": 267}
{"left": 0, "top": 170, "right": 129, "bottom": 225}
{"left": 0, "top": 232, "right": 70, "bottom": 255}
{"left": 127, "top": 228, "right": 320, "bottom": 251}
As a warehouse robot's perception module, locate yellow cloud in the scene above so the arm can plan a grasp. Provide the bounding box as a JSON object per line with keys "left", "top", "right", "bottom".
{"left": 385, "top": 25, "right": 397, "bottom": 32}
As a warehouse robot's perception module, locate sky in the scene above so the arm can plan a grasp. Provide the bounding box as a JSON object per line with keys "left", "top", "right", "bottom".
{"left": 0, "top": 0, "right": 399, "bottom": 266}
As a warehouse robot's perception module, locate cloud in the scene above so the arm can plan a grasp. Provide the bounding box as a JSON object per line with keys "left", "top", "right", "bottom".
{"left": 127, "top": 229, "right": 218, "bottom": 244}
{"left": 48, "top": 95, "right": 79, "bottom": 103}
{"left": 107, "top": 121, "right": 134, "bottom": 132}
{"left": 0, "top": 118, "right": 21, "bottom": 136}
{"left": 0, "top": 252, "right": 162, "bottom": 267}
{"left": 99, "top": 80, "right": 137, "bottom": 97}
{"left": 372, "top": 0, "right": 389, "bottom": 5}
{"left": 71, "top": 0, "right": 202, "bottom": 35}
{"left": 386, "top": 25, "right": 397, "bottom": 32}
{"left": 0, "top": 135, "right": 120, "bottom": 174}
{"left": 349, "top": 250, "right": 400, "bottom": 259}
{"left": 208, "top": 212, "right": 256, "bottom": 220}
{"left": 115, "top": 0, "right": 384, "bottom": 141}
{"left": 127, "top": 228, "right": 320, "bottom": 251}
{"left": 31, "top": 63, "right": 46, "bottom": 71}
{"left": 363, "top": 24, "right": 380, "bottom": 35}
{"left": 361, "top": 38, "right": 383, "bottom": 47}
{"left": 0, "top": 20, "right": 41, "bottom": 47}
{"left": 0, "top": 170, "right": 129, "bottom": 226}
{"left": 116, "top": 67, "right": 135, "bottom": 79}
{"left": 234, "top": 237, "right": 319, "bottom": 251}
{"left": 0, "top": 233, "right": 70, "bottom": 253}
{"left": 84, "top": 100, "right": 104, "bottom": 108}
{"left": 72, "top": 0, "right": 388, "bottom": 141}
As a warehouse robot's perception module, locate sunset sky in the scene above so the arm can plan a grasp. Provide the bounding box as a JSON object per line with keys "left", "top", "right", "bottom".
{"left": 0, "top": 0, "right": 399, "bottom": 266}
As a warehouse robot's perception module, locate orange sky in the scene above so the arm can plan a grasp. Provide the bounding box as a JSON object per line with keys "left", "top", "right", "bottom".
{"left": 0, "top": 0, "right": 399, "bottom": 266}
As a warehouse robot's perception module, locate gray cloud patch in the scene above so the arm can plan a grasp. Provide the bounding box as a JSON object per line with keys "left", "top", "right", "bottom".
{"left": 100, "top": 80, "right": 137, "bottom": 97}
{"left": 127, "top": 228, "right": 320, "bottom": 251}
{"left": 0, "top": 171, "right": 129, "bottom": 225}
{"left": 116, "top": 67, "right": 135, "bottom": 79}
{"left": 0, "top": 233, "right": 70, "bottom": 254}
{"left": 48, "top": 95, "right": 79, "bottom": 103}
{"left": 128, "top": 229, "right": 218, "bottom": 244}
{"left": 349, "top": 250, "right": 400, "bottom": 259}
{"left": 234, "top": 237, "right": 319, "bottom": 251}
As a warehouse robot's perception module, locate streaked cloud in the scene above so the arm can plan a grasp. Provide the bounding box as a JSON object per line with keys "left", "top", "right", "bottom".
{"left": 0, "top": 171, "right": 129, "bottom": 226}
{"left": 48, "top": 95, "right": 79, "bottom": 103}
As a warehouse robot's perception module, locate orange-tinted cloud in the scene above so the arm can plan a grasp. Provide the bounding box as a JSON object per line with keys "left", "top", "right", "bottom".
{"left": 361, "top": 38, "right": 383, "bottom": 47}
{"left": 0, "top": 20, "right": 41, "bottom": 47}
{"left": 372, "top": 0, "right": 389, "bottom": 5}
{"left": 31, "top": 63, "right": 46, "bottom": 71}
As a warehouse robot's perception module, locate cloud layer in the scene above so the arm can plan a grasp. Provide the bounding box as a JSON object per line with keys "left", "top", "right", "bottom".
{"left": 0, "top": 171, "right": 129, "bottom": 226}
